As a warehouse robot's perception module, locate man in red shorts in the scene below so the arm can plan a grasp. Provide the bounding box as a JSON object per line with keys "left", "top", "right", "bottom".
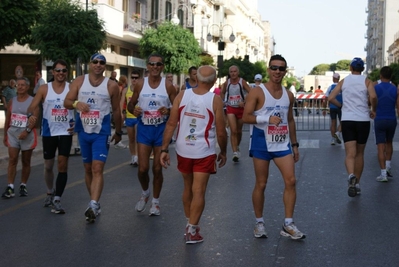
{"left": 220, "top": 65, "right": 251, "bottom": 162}
{"left": 160, "top": 65, "right": 227, "bottom": 244}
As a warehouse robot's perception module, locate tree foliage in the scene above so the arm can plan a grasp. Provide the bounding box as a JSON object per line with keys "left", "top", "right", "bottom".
{"left": 335, "top": 60, "right": 351, "bottom": 70}
{"left": 309, "top": 64, "right": 330, "bottom": 75}
{"left": 0, "top": 0, "right": 41, "bottom": 49}
{"left": 29, "top": 0, "right": 106, "bottom": 66}
{"left": 219, "top": 57, "right": 256, "bottom": 82}
{"left": 310, "top": 59, "right": 352, "bottom": 75}
{"left": 367, "top": 63, "right": 399, "bottom": 86}
{"left": 200, "top": 54, "right": 215, "bottom": 67}
{"left": 139, "top": 22, "right": 202, "bottom": 74}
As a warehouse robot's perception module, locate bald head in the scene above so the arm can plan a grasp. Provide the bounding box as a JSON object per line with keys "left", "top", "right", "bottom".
{"left": 197, "top": 65, "right": 217, "bottom": 84}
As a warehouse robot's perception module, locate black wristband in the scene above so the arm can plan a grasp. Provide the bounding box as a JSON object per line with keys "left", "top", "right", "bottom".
{"left": 160, "top": 149, "right": 169, "bottom": 153}
{"left": 291, "top": 143, "right": 299, "bottom": 148}
{"left": 115, "top": 131, "right": 123, "bottom": 137}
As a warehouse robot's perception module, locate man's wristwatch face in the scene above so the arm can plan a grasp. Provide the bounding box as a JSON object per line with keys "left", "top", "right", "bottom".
{"left": 26, "top": 127, "right": 32, "bottom": 133}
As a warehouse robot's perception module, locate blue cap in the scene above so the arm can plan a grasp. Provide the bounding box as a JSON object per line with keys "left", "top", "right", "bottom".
{"left": 350, "top": 57, "right": 364, "bottom": 68}
{"left": 90, "top": 53, "right": 106, "bottom": 63}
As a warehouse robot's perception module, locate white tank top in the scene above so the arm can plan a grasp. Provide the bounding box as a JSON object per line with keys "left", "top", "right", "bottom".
{"left": 176, "top": 90, "right": 216, "bottom": 158}
{"left": 226, "top": 78, "right": 246, "bottom": 107}
{"left": 75, "top": 75, "right": 111, "bottom": 134}
{"left": 42, "top": 82, "right": 74, "bottom": 136}
{"left": 250, "top": 84, "right": 290, "bottom": 152}
{"left": 138, "top": 77, "right": 171, "bottom": 125}
{"left": 341, "top": 74, "right": 370, "bottom": 121}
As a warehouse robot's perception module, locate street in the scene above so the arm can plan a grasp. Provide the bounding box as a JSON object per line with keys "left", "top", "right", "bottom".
{"left": 0, "top": 127, "right": 399, "bottom": 267}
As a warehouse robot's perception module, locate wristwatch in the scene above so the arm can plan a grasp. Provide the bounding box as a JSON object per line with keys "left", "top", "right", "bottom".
{"left": 25, "top": 127, "right": 32, "bottom": 133}
{"left": 115, "top": 131, "right": 123, "bottom": 137}
{"left": 291, "top": 142, "right": 299, "bottom": 148}
{"left": 160, "top": 149, "right": 169, "bottom": 153}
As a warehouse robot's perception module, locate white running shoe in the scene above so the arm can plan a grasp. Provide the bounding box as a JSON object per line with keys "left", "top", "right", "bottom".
{"left": 135, "top": 194, "right": 149, "bottom": 212}
{"left": 254, "top": 222, "right": 267, "bottom": 238}
{"left": 280, "top": 222, "right": 306, "bottom": 240}
{"left": 114, "top": 141, "right": 127, "bottom": 149}
{"left": 376, "top": 175, "right": 388, "bottom": 182}
{"left": 130, "top": 155, "right": 138, "bottom": 166}
{"left": 149, "top": 203, "right": 160, "bottom": 216}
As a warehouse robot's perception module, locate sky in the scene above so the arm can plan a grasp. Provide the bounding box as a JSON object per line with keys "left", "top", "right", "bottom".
{"left": 257, "top": 0, "right": 368, "bottom": 77}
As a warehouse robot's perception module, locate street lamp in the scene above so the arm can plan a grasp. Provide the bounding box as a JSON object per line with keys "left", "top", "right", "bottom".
{"left": 171, "top": 0, "right": 197, "bottom": 27}
{"left": 206, "top": 22, "right": 236, "bottom": 83}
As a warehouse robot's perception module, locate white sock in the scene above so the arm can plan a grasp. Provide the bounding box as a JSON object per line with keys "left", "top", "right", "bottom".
{"left": 386, "top": 161, "right": 391, "bottom": 169}
{"left": 142, "top": 189, "right": 150, "bottom": 196}
{"left": 381, "top": 169, "right": 387, "bottom": 177}
{"left": 188, "top": 224, "right": 197, "bottom": 235}
{"left": 152, "top": 198, "right": 159, "bottom": 205}
{"left": 8, "top": 184, "right": 14, "bottom": 189}
{"left": 255, "top": 217, "right": 264, "bottom": 224}
{"left": 54, "top": 196, "right": 61, "bottom": 201}
{"left": 284, "top": 218, "right": 293, "bottom": 225}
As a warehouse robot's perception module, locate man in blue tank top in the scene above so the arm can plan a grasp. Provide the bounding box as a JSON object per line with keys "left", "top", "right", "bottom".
{"left": 373, "top": 66, "right": 399, "bottom": 182}
{"left": 323, "top": 73, "right": 342, "bottom": 145}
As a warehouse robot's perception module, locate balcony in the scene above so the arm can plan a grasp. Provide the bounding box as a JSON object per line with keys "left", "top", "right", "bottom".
{"left": 224, "top": 0, "right": 237, "bottom": 15}
{"left": 93, "top": 3, "right": 124, "bottom": 38}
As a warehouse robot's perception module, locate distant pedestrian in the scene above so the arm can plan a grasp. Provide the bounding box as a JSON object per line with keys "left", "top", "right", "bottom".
{"left": 180, "top": 66, "right": 198, "bottom": 91}
{"left": 1, "top": 79, "right": 17, "bottom": 115}
{"left": 2, "top": 77, "right": 39, "bottom": 199}
{"left": 160, "top": 65, "right": 227, "bottom": 244}
{"left": 373, "top": 66, "right": 399, "bottom": 182}
{"left": 328, "top": 57, "right": 377, "bottom": 197}
{"left": 288, "top": 81, "right": 298, "bottom": 116}
{"left": 33, "top": 71, "right": 46, "bottom": 96}
{"left": 27, "top": 59, "right": 74, "bottom": 213}
{"left": 110, "top": 71, "right": 118, "bottom": 83}
{"left": 323, "top": 73, "right": 342, "bottom": 145}
{"left": 243, "top": 54, "right": 305, "bottom": 240}
{"left": 253, "top": 74, "right": 262, "bottom": 88}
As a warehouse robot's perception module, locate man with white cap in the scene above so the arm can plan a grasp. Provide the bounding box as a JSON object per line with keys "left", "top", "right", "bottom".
{"left": 328, "top": 57, "right": 377, "bottom": 197}
{"left": 253, "top": 74, "right": 262, "bottom": 88}
{"left": 324, "top": 73, "right": 342, "bottom": 145}
{"left": 64, "top": 53, "right": 122, "bottom": 222}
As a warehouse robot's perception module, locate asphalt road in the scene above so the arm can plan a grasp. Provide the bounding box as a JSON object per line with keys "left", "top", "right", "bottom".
{"left": 1, "top": 125, "right": 399, "bottom": 267}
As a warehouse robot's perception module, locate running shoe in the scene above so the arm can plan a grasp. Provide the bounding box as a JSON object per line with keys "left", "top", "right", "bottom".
{"left": 232, "top": 152, "right": 239, "bottom": 162}
{"left": 85, "top": 201, "right": 101, "bottom": 223}
{"left": 19, "top": 185, "right": 28, "bottom": 197}
{"left": 334, "top": 133, "right": 342, "bottom": 144}
{"left": 130, "top": 155, "right": 138, "bottom": 166}
{"left": 51, "top": 200, "right": 65, "bottom": 214}
{"left": 330, "top": 138, "right": 335, "bottom": 145}
{"left": 376, "top": 175, "right": 388, "bottom": 182}
{"left": 254, "top": 222, "right": 267, "bottom": 238}
{"left": 114, "top": 141, "right": 127, "bottom": 149}
{"left": 2, "top": 186, "right": 15, "bottom": 199}
{"left": 280, "top": 222, "right": 306, "bottom": 240}
{"left": 386, "top": 167, "right": 393, "bottom": 177}
{"left": 135, "top": 193, "right": 149, "bottom": 212}
{"left": 149, "top": 203, "right": 161, "bottom": 216}
{"left": 347, "top": 174, "right": 357, "bottom": 197}
{"left": 355, "top": 184, "right": 361, "bottom": 195}
{"left": 43, "top": 192, "right": 54, "bottom": 207}
{"left": 186, "top": 230, "right": 204, "bottom": 244}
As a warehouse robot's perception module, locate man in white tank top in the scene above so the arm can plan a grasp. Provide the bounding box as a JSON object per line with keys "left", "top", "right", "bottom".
{"left": 27, "top": 59, "right": 74, "bottom": 214}
{"left": 127, "top": 53, "right": 177, "bottom": 216}
{"left": 328, "top": 57, "right": 377, "bottom": 197}
{"left": 160, "top": 65, "right": 227, "bottom": 244}
{"left": 64, "top": 53, "right": 123, "bottom": 223}
{"left": 243, "top": 54, "right": 305, "bottom": 240}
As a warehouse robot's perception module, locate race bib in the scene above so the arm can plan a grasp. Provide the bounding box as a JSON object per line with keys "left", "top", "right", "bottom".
{"left": 10, "top": 113, "right": 28, "bottom": 128}
{"left": 267, "top": 125, "right": 288, "bottom": 143}
{"left": 51, "top": 108, "right": 68, "bottom": 122}
{"left": 80, "top": 110, "right": 100, "bottom": 126}
{"left": 228, "top": 95, "right": 241, "bottom": 106}
{"left": 142, "top": 110, "right": 163, "bottom": 125}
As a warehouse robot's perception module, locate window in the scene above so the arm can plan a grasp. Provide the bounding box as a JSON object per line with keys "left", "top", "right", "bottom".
{"left": 151, "top": 0, "right": 159, "bottom": 21}
{"left": 136, "top": 1, "right": 141, "bottom": 16}
{"left": 165, "top": 2, "right": 172, "bottom": 21}
{"left": 120, "top": 48, "right": 129, "bottom": 56}
{"left": 178, "top": 9, "right": 184, "bottom": 26}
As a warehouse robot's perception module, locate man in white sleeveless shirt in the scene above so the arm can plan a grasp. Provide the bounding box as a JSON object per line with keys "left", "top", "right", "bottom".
{"left": 243, "top": 54, "right": 305, "bottom": 240}
{"left": 127, "top": 53, "right": 177, "bottom": 216}
{"left": 27, "top": 59, "right": 74, "bottom": 214}
{"left": 328, "top": 57, "right": 377, "bottom": 197}
{"left": 160, "top": 65, "right": 227, "bottom": 244}
{"left": 64, "top": 53, "right": 122, "bottom": 223}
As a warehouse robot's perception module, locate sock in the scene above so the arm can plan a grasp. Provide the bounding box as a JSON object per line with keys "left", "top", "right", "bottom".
{"left": 54, "top": 196, "right": 61, "bottom": 201}
{"left": 20, "top": 183, "right": 26, "bottom": 186}
{"left": 8, "top": 184, "right": 14, "bottom": 189}
{"left": 143, "top": 189, "right": 150, "bottom": 196}
{"left": 386, "top": 161, "right": 391, "bottom": 169}
{"left": 284, "top": 218, "right": 293, "bottom": 226}
{"left": 90, "top": 200, "right": 98, "bottom": 205}
{"left": 255, "top": 217, "right": 264, "bottom": 224}
{"left": 55, "top": 172, "right": 68, "bottom": 197}
{"left": 348, "top": 173, "right": 355, "bottom": 179}
{"left": 152, "top": 198, "right": 159, "bottom": 205}
{"left": 186, "top": 218, "right": 189, "bottom": 227}
{"left": 381, "top": 169, "right": 387, "bottom": 177}
{"left": 47, "top": 188, "right": 54, "bottom": 195}
{"left": 188, "top": 224, "right": 197, "bottom": 235}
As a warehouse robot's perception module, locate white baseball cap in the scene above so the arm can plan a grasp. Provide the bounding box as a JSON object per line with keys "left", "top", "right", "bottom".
{"left": 254, "top": 74, "right": 262, "bottom": 80}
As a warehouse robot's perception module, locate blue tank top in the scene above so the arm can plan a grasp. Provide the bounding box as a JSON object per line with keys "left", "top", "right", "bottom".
{"left": 375, "top": 82, "right": 397, "bottom": 121}
{"left": 327, "top": 84, "right": 343, "bottom": 109}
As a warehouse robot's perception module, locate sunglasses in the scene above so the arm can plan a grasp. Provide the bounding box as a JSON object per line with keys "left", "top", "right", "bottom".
{"left": 269, "top": 65, "right": 287, "bottom": 72}
{"left": 148, "top": 62, "right": 164, "bottom": 67}
{"left": 91, "top": 60, "right": 106, "bottom": 65}
{"left": 54, "top": 68, "right": 68, "bottom": 73}
{"left": 131, "top": 76, "right": 139, "bottom": 80}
